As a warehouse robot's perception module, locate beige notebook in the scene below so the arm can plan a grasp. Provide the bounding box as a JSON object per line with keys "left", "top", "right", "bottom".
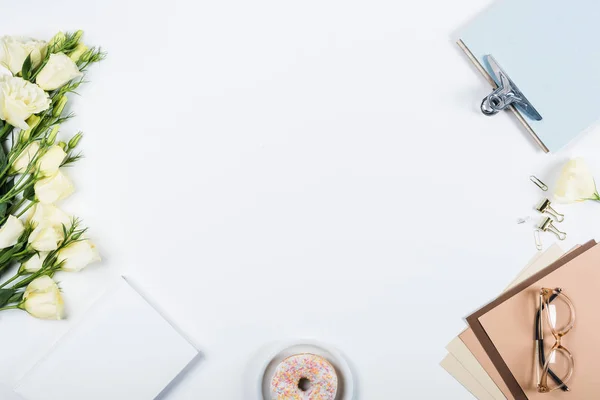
{"left": 468, "top": 241, "right": 598, "bottom": 399}
{"left": 442, "top": 244, "right": 565, "bottom": 399}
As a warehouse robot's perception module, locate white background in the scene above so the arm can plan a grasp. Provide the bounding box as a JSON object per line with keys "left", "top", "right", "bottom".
{"left": 5, "top": 0, "right": 600, "bottom": 399}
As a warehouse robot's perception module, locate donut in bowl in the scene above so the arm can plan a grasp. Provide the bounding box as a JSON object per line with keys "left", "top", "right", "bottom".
{"left": 270, "top": 353, "right": 338, "bottom": 399}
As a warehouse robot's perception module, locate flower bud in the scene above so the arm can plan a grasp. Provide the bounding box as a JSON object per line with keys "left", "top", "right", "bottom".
{"left": 11, "top": 142, "right": 40, "bottom": 174}
{"left": 20, "top": 252, "right": 49, "bottom": 273}
{"left": 69, "top": 43, "right": 88, "bottom": 63}
{"left": 73, "top": 30, "right": 84, "bottom": 42}
{"left": 28, "top": 224, "right": 64, "bottom": 251}
{"left": 34, "top": 170, "right": 74, "bottom": 204}
{"left": 46, "top": 126, "right": 60, "bottom": 145}
{"left": 0, "top": 215, "right": 25, "bottom": 249}
{"left": 58, "top": 240, "right": 100, "bottom": 272}
{"left": 52, "top": 96, "right": 68, "bottom": 117}
{"left": 68, "top": 133, "right": 83, "bottom": 149}
{"left": 22, "top": 276, "right": 64, "bottom": 320}
{"left": 20, "top": 115, "right": 41, "bottom": 142}
{"left": 26, "top": 115, "right": 41, "bottom": 130}
{"left": 38, "top": 145, "right": 67, "bottom": 176}
{"left": 48, "top": 32, "right": 66, "bottom": 49}
{"left": 58, "top": 141, "right": 67, "bottom": 150}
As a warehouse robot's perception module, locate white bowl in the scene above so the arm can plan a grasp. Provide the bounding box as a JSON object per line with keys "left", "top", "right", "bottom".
{"left": 257, "top": 340, "right": 354, "bottom": 400}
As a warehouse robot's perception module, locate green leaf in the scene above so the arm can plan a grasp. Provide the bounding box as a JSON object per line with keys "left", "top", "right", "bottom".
{"left": 0, "top": 288, "right": 15, "bottom": 308}
{"left": 0, "top": 144, "right": 6, "bottom": 171}
{"left": 0, "top": 203, "right": 7, "bottom": 220}
{"left": 23, "top": 185, "right": 35, "bottom": 201}
{"left": 21, "top": 54, "right": 32, "bottom": 81}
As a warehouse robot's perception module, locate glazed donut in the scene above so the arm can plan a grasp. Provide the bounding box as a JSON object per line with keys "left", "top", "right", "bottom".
{"left": 270, "top": 353, "right": 338, "bottom": 400}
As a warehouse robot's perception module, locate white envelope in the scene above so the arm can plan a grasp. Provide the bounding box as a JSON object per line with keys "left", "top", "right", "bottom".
{"left": 14, "top": 277, "right": 199, "bottom": 400}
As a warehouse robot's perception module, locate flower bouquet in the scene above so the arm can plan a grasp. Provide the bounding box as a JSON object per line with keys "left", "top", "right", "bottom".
{"left": 0, "top": 31, "right": 103, "bottom": 319}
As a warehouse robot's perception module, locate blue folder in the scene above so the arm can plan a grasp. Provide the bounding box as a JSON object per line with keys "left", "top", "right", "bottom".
{"left": 458, "top": 0, "right": 600, "bottom": 152}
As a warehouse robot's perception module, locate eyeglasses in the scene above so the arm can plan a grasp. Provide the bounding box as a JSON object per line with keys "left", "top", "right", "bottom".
{"left": 535, "top": 287, "right": 575, "bottom": 393}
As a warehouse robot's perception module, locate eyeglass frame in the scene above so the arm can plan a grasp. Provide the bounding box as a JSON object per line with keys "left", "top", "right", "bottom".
{"left": 535, "top": 287, "right": 575, "bottom": 393}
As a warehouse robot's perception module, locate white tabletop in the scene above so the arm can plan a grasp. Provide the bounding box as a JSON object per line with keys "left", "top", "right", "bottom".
{"left": 6, "top": 0, "right": 600, "bottom": 398}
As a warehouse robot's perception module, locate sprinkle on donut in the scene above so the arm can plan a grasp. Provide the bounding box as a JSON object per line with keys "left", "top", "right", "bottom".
{"left": 270, "top": 353, "right": 338, "bottom": 400}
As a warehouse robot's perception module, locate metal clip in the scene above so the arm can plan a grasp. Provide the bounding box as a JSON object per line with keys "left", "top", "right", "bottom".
{"left": 538, "top": 217, "right": 566, "bottom": 240}
{"left": 480, "top": 55, "right": 542, "bottom": 121}
{"left": 534, "top": 229, "right": 543, "bottom": 251}
{"left": 530, "top": 176, "right": 548, "bottom": 191}
{"left": 536, "top": 199, "right": 564, "bottom": 222}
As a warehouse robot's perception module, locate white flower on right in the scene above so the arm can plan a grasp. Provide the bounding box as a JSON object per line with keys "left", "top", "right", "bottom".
{"left": 57, "top": 240, "right": 100, "bottom": 272}
{"left": 0, "top": 76, "right": 50, "bottom": 129}
{"left": 36, "top": 53, "right": 82, "bottom": 91}
{"left": 11, "top": 141, "right": 40, "bottom": 174}
{"left": 0, "top": 36, "right": 47, "bottom": 75}
{"left": 28, "top": 225, "right": 63, "bottom": 251}
{"left": 0, "top": 215, "right": 24, "bottom": 249}
{"left": 27, "top": 203, "right": 71, "bottom": 229}
{"left": 554, "top": 158, "right": 599, "bottom": 203}
{"left": 22, "top": 275, "right": 64, "bottom": 320}
{"left": 38, "top": 145, "right": 67, "bottom": 177}
{"left": 34, "top": 170, "right": 74, "bottom": 204}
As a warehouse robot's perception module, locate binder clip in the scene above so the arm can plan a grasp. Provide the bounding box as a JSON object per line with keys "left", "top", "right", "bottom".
{"left": 480, "top": 55, "right": 543, "bottom": 121}
{"left": 536, "top": 198, "right": 564, "bottom": 222}
{"left": 538, "top": 217, "right": 566, "bottom": 240}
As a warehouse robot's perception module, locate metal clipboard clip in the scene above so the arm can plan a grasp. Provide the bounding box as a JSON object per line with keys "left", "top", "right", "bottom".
{"left": 480, "top": 55, "right": 543, "bottom": 121}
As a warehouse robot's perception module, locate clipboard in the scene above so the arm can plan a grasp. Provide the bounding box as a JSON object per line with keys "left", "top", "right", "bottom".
{"left": 457, "top": 0, "right": 600, "bottom": 153}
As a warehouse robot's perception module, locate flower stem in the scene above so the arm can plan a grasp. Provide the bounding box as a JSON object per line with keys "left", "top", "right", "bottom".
{"left": 0, "top": 305, "right": 19, "bottom": 312}
{"left": 0, "top": 273, "right": 21, "bottom": 289}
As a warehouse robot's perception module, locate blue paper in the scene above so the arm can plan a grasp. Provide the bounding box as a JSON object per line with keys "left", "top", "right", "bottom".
{"left": 459, "top": 0, "right": 600, "bottom": 152}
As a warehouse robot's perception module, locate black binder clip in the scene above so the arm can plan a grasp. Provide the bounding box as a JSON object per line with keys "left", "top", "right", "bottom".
{"left": 480, "top": 55, "right": 543, "bottom": 121}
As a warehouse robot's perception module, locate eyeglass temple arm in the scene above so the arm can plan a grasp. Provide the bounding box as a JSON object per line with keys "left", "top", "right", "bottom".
{"left": 536, "top": 293, "right": 569, "bottom": 392}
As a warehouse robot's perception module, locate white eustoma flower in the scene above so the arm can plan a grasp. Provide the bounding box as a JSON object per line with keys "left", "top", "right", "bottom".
{"left": 0, "top": 64, "right": 11, "bottom": 78}
{"left": 57, "top": 240, "right": 100, "bottom": 272}
{"left": 11, "top": 141, "right": 40, "bottom": 174}
{"left": 38, "top": 145, "right": 67, "bottom": 177}
{"left": 0, "top": 36, "right": 46, "bottom": 75}
{"left": 27, "top": 203, "right": 71, "bottom": 229}
{"left": 36, "top": 53, "right": 82, "bottom": 91}
{"left": 0, "top": 76, "right": 50, "bottom": 129}
{"left": 28, "top": 225, "right": 63, "bottom": 251}
{"left": 21, "top": 252, "right": 48, "bottom": 273}
{"left": 34, "top": 170, "right": 74, "bottom": 204}
{"left": 22, "top": 275, "right": 64, "bottom": 320}
{"left": 554, "top": 158, "right": 599, "bottom": 203}
{"left": 0, "top": 215, "right": 24, "bottom": 249}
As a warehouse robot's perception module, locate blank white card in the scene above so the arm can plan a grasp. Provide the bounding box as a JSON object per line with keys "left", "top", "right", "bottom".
{"left": 14, "top": 278, "right": 199, "bottom": 400}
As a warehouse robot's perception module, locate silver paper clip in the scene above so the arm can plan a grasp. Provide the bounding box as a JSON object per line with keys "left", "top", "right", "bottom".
{"left": 530, "top": 176, "right": 548, "bottom": 191}
{"left": 480, "top": 55, "right": 542, "bottom": 121}
{"left": 538, "top": 217, "right": 566, "bottom": 240}
{"left": 536, "top": 198, "right": 564, "bottom": 222}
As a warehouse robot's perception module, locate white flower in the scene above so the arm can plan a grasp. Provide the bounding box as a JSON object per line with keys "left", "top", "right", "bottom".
{"left": 27, "top": 203, "right": 71, "bottom": 229}
{"left": 21, "top": 252, "right": 48, "bottom": 273}
{"left": 0, "top": 64, "right": 11, "bottom": 78}
{"left": 554, "top": 158, "right": 599, "bottom": 203}
{"left": 0, "top": 215, "right": 24, "bottom": 249}
{"left": 0, "top": 36, "right": 46, "bottom": 75}
{"left": 38, "top": 145, "right": 66, "bottom": 177}
{"left": 57, "top": 240, "right": 100, "bottom": 272}
{"left": 0, "top": 76, "right": 50, "bottom": 129}
{"left": 36, "top": 53, "right": 82, "bottom": 91}
{"left": 28, "top": 225, "right": 63, "bottom": 251}
{"left": 22, "top": 275, "right": 64, "bottom": 320}
{"left": 11, "top": 141, "right": 40, "bottom": 174}
{"left": 34, "top": 170, "right": 74, "bottom": 204}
